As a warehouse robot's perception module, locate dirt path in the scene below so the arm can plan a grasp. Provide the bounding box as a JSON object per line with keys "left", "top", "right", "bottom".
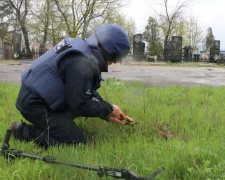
{"left": 0, "top": 62, "right": 225, "bottom": 87}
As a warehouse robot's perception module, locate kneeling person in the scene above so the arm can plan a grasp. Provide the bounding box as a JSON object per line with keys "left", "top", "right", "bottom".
{"left": 12, "top": 24, "right": 134, "bottom": 147}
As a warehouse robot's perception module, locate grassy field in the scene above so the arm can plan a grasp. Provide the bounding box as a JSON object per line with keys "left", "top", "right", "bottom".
{"left": 0, "top": 80, "right": 225, "bottom": 179}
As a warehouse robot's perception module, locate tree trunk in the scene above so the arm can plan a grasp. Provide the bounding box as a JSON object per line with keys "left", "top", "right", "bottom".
{"left": 21, "top": 26, "right": 31, "bottom": 58}
{"left": 42, "top": 0, "right": 50, "bottom": 46}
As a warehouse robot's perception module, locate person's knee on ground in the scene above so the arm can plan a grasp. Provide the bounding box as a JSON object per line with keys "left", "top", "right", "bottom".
{"left": 10, "top": 120, "right": 87, "bottom": 147}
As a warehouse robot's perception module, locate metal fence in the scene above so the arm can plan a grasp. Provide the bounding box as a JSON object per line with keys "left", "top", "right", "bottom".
{"left": 0, "top": 48, "right": 47, "bottom": 60}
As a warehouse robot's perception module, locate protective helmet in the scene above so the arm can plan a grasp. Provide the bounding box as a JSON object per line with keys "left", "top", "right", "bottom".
{"left": 87, "top": 24, "right": 130, "bottom": 62}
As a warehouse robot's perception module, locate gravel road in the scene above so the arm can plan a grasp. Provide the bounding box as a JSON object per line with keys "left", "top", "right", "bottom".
{"left": 0, "top": 62, "right": 225, "bottom": 87}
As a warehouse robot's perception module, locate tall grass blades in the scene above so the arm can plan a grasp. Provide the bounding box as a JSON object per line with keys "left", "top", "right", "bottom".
{"left": 0, "top": 81, "right": 225, "bottom": 179}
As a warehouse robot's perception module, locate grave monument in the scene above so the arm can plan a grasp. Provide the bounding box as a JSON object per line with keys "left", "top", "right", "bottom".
{"left": 133, "top": 34, "right": 145, "bottom": 61}
{"left": 183, "top": 46, "right": 193, "bottom": 62}
{"left": 164, "top": 36, "right": 182, "bottom": 62}
{"left": 210, "top": 40, "right": 220, "bottom": 62}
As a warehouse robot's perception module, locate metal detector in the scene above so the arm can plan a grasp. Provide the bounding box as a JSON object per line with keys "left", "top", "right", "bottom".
{"left": 1, "top": 128, "right": 165, "bottom": 180}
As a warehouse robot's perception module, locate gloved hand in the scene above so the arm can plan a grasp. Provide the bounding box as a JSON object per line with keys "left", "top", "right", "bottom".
{"left": 109, "top": 105, "right": 134, "bottom": 125}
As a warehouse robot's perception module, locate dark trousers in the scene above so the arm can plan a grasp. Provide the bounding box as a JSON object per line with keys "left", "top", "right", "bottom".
{"left": 16, "top": 84, "right": 87, "bottom": 147}
{"left": 21, "top": 108, "right": 87, "bottom": 146}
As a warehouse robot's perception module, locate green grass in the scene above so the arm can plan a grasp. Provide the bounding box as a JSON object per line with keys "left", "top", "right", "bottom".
{"left": 1, "top": 81, "right": 225, "bottom": 179}
{"left": 1, "top": 58, "right": 224, "bottom": 68}
{"left": 126, "top": 60, "right": 224, "bottom": 68}
{"left": 0, "top": 60, "right": 20, "bottom": 64}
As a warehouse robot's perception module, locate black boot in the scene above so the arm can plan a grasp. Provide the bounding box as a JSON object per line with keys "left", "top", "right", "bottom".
{"left": 10, "top": 121, "right": 26, "bottom": 140}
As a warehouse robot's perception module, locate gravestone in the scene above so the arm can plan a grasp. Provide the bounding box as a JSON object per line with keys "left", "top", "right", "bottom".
{"left": 164, "top": 41, "right": 172, "bottom": 61}
{"left": 164, "top": 36, "right": 182, "bottom": 62}
{"left": 3, "top": 42, "right": 13, "bottom": 59}
{"left": 183, "top": 46, "right": 193, "bottom": 62}
{"left": 12, "top": 32, "right": 22, "bottom": 58}
{"left": 170, "top": 36, "right": 182, "bottom": 62}
{"left": 200, "top": 50, "right": 210, "bottom": 62}
{"left": 210, "top": 40, "right": 220, "bottom": 62}
{"left": 33, "top": 42, "right": 40, "bottom": 59}
{"left": 133, "top": 34, "right": 145, "bottom": 61}
{"left": 192, "top": 48, "right": 200, "bottom": 62}
{"left": 217, "top": 51, "right": 225, "bottom": 64}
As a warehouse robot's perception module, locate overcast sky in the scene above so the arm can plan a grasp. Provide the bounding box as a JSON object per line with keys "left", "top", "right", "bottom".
{"left": 122, "top": 0, "right": 225, "bottom": 49}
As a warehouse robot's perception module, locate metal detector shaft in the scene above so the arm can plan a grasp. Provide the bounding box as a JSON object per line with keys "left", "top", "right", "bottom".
{"left": 1, "top": 128, "right": 165, "bottom": 179}
{"left": 5, "top": 149, "right": 142, "bottom": 179}
{"left": 0, "top": 128, "right": 97, "bottom": 170}
{"left": 10, "top": 150, "right": 99, "bottom": 171}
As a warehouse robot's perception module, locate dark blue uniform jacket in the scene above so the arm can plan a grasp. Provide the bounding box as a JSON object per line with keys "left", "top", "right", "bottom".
{"left": 16, "top": 40, "right": 113, "bottom": 121}
{"left": 16, "top": 24, "right": 130, "bottom": 121}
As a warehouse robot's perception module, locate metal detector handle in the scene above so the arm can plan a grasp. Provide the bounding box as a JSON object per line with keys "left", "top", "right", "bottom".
{"left": 1, "top": 128, "right": 11, "bottom": 150}
{"left": 1, "top": 128, "right": 12, "bottom": 159}
{"left": 146, "top": 167, "right": 165, "bottom": 180}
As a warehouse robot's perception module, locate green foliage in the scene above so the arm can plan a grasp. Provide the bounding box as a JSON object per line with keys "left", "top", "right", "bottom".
{"left": 0, "top": 23, "right": 8, "bottom": 43}
{"left": 0, "top": 1, "right": 12, "bottom": 19}
{"left": 172, "top": 17, "right": 203, "bottom": 48}
{"left": 143, "top": 16, "right": 163, "bottom": 57}
{"left": 1, "top": 81, "right": 225, "bottom": 179}
{"left": 205, "top": 27, "right": 215, "bottom": 50}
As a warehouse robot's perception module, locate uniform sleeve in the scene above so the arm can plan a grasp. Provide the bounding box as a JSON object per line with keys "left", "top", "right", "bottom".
{"left": 92, "top": 91, "right": 104, "bottom": 101}
{"left": 65, "top": 53, "right": 113, "bottom": 120}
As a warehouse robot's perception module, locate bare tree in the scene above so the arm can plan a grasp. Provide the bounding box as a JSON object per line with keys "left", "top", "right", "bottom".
{"left": 28, "top": 0, "right": 66, "bottom": 46}
{"left": 0, "top": 1, "right": 10, "bottom": 49}
{"left": 106, "top": 9, "right": 136, "bottom": 37}
{"left": 157, "top": 0, "right": 191, "bottom": 42}
{"left": 29, "top": 0, "right": 54, "bottom": 45}
{"left": 8, "top": 0, "right": 31, "bottom": 57}
{"left": 42, "top": 0, "right": 51, "bottom": 46}
{"left": 52, "top": 0, "right": 122, "bottom": 38}
{"left": 173, "top": 16, "right": 203, "bottom": 47}
{"left": 187, "top": 16, "right": 203, "bottom": 48}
